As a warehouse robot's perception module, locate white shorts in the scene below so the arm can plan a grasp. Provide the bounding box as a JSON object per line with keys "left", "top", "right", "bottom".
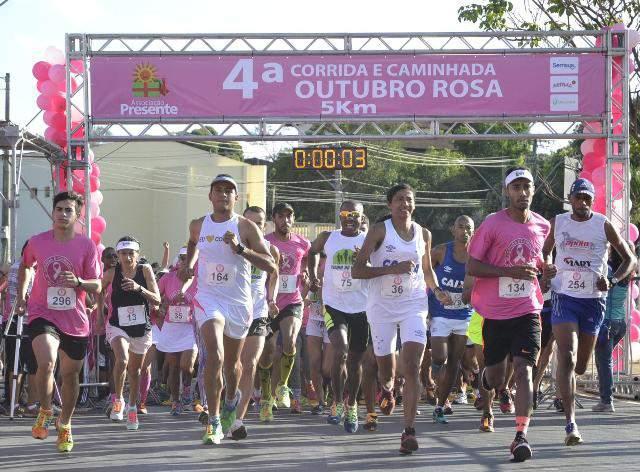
{"left": 151, "top": 324, "right": 161, "bottom": 345}
{"left": 106, "top": 323, "right": 153, "bottom": 355}
{"left": 306, "top": 318, "right": 330, "bottom": 344}
{"left": 194, "top": 300, "right": 251, "bottom": 340}
{"left": 369, "top": 313, "right": 427, "bottom": 357}
{"left": 157, "top": 322, "right": 197, "bottom": 353}
{"left": 429, "top": 317, "right": 470, "bottom": 338}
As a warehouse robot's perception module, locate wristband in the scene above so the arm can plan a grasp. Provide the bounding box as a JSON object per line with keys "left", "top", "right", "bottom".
{"left": 236, "top": 243, "right": 246, "bottom": 255}
{"left": 76, "top": 277, "right": 82, "bottom": 288}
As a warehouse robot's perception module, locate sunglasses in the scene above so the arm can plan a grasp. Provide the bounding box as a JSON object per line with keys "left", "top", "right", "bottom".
{"left": 339, "top": 210, "right": 362, "bottom": 219}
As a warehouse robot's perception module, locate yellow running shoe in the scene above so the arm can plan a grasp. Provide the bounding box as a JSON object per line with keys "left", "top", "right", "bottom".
{"left": 259, "top": 398, "right": 274, "bottom": 422}
{"left": 275, "top": 385, "right": 291, "bottom": 408}
{"left": 56, "top": 425, "right": 74, "bottom": 453}
{"left": 32, "top": 408, "right": 54, "bottom": 440}
{"left": 202, "top": 418, "right": 223, "bottom": 445}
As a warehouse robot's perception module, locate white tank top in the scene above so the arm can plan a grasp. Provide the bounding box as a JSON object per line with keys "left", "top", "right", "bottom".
{"left": 551, "top": 211, "right": 609, "bottom": 299}
{"left": 322, "top": 230, "right": 368, "bottom": 314}
{"left": 250, "top": 240, "right": 270, "bottom": 319}
{"left": 367, "top": 219, "right": 427, "bottom": 322}
{"left": 194, "top": 213, "right": 252, "bottom": 309}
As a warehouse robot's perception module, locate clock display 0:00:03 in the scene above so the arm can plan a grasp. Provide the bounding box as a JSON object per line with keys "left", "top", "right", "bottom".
{"left": 292, "top": 147, "right": 367, "bottom": 170}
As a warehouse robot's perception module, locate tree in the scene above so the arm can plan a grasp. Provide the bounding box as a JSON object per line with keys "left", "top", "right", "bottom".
{"left": 185, "top": 126, "right": 244, "bottom": 161}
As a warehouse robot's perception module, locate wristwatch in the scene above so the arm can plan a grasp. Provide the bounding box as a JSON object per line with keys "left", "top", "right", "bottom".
{"left": 609, "top": 276, "right": 619, "bottom": 286}
{"left": 236, "top": 243, "right": 246, "bottom": 255}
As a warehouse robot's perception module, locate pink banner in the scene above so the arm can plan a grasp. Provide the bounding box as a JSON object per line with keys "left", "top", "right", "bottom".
{"left": 90, "top": 54, "right": 605, "bottom": 119}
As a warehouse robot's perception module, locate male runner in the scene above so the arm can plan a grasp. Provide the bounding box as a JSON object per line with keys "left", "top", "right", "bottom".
{"left": 179, "top": 174, "right": 275, "bottom": 445}
{"left": 259, "top": 203, "right": 310, "bottom": 414}
{"left": 542, "top": 178, "right": 636, "bottom": 445}
{"left": 468, "top": 167, "right": 553, "bottom": 462}
{"left": 18, "top": 191, "right": 102, "bottom": 453}
{"left": 309, "top": 200, "right": 368, "bottom": 433}
{"left": 429, "top": 215, "right": 475, "bottom": 424}
{"left": 353, "top": 183, "right": 451, "bottom": 454}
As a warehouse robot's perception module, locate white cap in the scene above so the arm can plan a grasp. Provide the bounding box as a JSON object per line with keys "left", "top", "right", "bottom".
{"left": 504, "top": 169, "right": 534, "bottom": 187}
{"left": 116, "top": 241, "right": 140, "bottom": 252}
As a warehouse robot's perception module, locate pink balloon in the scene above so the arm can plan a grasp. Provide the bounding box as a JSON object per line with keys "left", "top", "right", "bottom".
{"left": 90, "top": 163, "right": 100, "bottom": 178}
{"left": 89, "top": 199, "right": 100, "bottom": 218}
{"left": 582, "top": 152, "right": 605, "bottom": 173}
{"left": 50, "top": 112, "right": 66, "bottom": 131}
{"left": 44, "top": 127, "right": 56, "bottom": 142}
{"left": 630, "top": 223, "right": 639, "bottom": 242}
{"left": 49, "top": 94, "right": 66, "bottom": 112}
{"left": 70, "top": 107, "right": 83, "bottom": 123}
{"left": 632, "top": 309, "right": 640, "bottom": 325}
{"left": 90, "top": 175, "right": 100, "bottom": 193}
{"left": 36, "top": 80, "right": 48, "bottom": 93}
{"left": 592, "top": 194, "right": 606, "bottom": 214}
{"left": 48, "top": 64, "right": 66, "bottom": 84}
{"left": 32, "top": 61, "right": 52, "bottom": 81}
{"left": 631, "top": 324, "right": 640, "bottom": 343}
{"left": 583, "top": 121, "right": 602, "bottom": 133}
{"left": 592, "top": 166, "right": 606, "bottom": 187}
{"left": 43, "top": 111, "right": 56, "bottom": 126}
{"left": 70, "top": 59, "right": 85, "bottom": 74}
{"left": 91, "top": 216, "right": 106, "bottom": 234}
{"left": 74, "top": 221, "right": 83, "bottom": 234}
{"left": 91, "top": 190, "right": 104, "bottom": 206}
{"left": 632, "top": 283, "right": 639, "bottom": 300}
{"left": 578, "top": 170, "right": 592, "bottom": 181}
{"left": 91, "top": 231, "right": 102, "bottom": 245}
{"left": 36, "top": 94, "right": 53, "bottom": 111}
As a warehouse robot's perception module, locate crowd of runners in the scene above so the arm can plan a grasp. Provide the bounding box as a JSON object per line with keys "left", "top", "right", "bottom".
{"left": 0, "top": 167, "right": 637, "bottom": 462}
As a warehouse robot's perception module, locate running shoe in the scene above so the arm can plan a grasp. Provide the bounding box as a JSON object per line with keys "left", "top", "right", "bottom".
{"left": 259, "top": 399, "right": 274, "bottom": 422}
{"left": 110, "top": 398, "right": 125, "bottom": 422}
{"left": 553, "top": 397, "right": 565, "bottom": 412}
{"left": 479, "top": 413, "right": 495, "bottom": 433}
{"left": 137, "top": 403, "right": 148, "bottom": 415}
{"left": 344, "top": 404, "right": 359, "bottom": 433}
{"left": 275, "top": 385, "right": 292, "bottom": 409}
{"left": 198, "top": 409, "right": 210, "bottom": 426}
{"left": 24, "top": 402, "right": 40, "bottom": 418}
{"left": 221, "top": 393, "right": 240, "bottom": 434}
{"left": 564, "top": 422, "right": 583, "bottom": 446}
{"left": 311, "top": 403, "right": 324, "bottom": 415}
{"left": 126, "top": 407, "right": 139, "bottom": 431}
{"left": 473, "top": 395, "right": 484, "bottom": 411}
{"left": 327, "top": 403, "right": 344, "bottom": 425}
{"left": 510, "top": 432, "right": 532, "bottom": 462}
{"left": 181, "top": 386, "right": 192, "bottom": 411}
{"left": 290, "top": 398, "right": 303, "bottom": 414}
{"left": 425, "top": 387, "right": 437, "bottom": 406}
{"left": 499, "top": 390, "right": 515, "bottom": 414}
{"left": 399, "top": 427, "right": 418, "bottom": 455}
{"left": 433, "top": 406, "right": 449, "bottom": 424}
{"left": 363, "top": 412, "right": 378, "bottom": 432}
{"left": 378, "top": 388, "right": 395, "bottom": 416}
{"left": 104, "top": 402, "right": 112, "bottom": 418}
{"left": 591, "top": 402, "right": 615, "bottom": 412}
{"left": 229, "top": 419, "right": 247, "bottom": 440}
{"left": 32, "top": 408, "right": 54, "bottom": 440}
{"left": 170, "top": 402, "right": 183, "bottom": 416}
{"left": 56, "top": 424, "right": 73, "bottom": 453}
{"left": 202, "top": 417, "right": 224, "bottom": 445}
{"left": 443, "top": 399, "right": 454, "bottom": 415}
{"left": 453, "top": 391, "right": 468, "bottom": 405}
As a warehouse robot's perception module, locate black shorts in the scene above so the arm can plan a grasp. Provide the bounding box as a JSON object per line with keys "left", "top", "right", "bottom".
{"left": 482, "top": 313, "right": 541, "bottom": 367}
{"left": 324, "top": 305, "right": 369, "bottom": 353}
{"left": 248, "top": 317, "right": 271, "bottom": 337}
{"left": 268, "top": 303, "right": 303, "bottom": 336}
{"left": 540, "top": 309, "right": 553, "bottom": 350}
{"left": 3, "top": 320, "right": 38, "bottom": 375}
{"left": 28, "top": 318, "right": 89, "bottom": 361}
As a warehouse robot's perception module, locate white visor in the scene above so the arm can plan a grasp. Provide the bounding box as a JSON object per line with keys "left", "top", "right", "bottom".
{"left": 116, "top": 241, "right": 140, "bottom": 252}
{"left": 179, "top": 247, "right": 188, "bottom": 256}
{"left": 505, "top": 169, "right": 534, "bottom": 187}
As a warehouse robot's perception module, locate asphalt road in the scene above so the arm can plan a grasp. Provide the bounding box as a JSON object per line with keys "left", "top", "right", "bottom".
{"left": 1, "top": 394, "right": 638, "bottom": 471}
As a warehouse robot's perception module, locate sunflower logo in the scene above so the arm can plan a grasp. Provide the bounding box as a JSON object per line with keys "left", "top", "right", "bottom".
{"left": 132, "top": 63, "right": 169, "bottom": 98}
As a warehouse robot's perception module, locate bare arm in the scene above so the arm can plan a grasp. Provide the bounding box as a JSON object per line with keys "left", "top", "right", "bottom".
{"left": 237, "top": 217, "right": 276, "bottom": 273}
{"left": 352, "top": 222, "right": 410, "bottom": 279}
{"left": 161, "top": 241, "right": 170, "bottom": 270}
{"left": 266, "top": 245, "right": 280, "bottom": 317}
{"left": 178, "top": 217, "right": 203, "bottom": 283}
{"left": 430, "top": 243, "right": 446, "bottom": 269}
{"left": 542, "top": 217, "right": 556, "bottom": 262}
{"left": 96, "top": 268, "right": 115, "bottom": 331}
{"left": 140, "top": 264, "right": 162, "bottom": 306}
{"left": 308, "top": 231, "right": 330, "bottom": 290}
{"left": 606, "top": 221, "right": 637, "bottom": 281}
{"left": 422, "top": 228, "right": 452, "bottom": 304}
{"left": 461, "top": 273, "right": 475, "bottom": 305}
{"left": 16, "top": 261, "right": 30, "bottom": 314}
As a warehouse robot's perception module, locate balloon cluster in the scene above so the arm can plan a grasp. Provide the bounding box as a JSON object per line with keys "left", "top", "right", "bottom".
{"left": 613, "top": 303, "right": 640, "bottom": 372}
{"left": 32, "top": 46, "right": 106, "bottom": 253}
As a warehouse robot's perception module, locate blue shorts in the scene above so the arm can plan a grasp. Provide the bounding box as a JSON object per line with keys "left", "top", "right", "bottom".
{"left": 551, "top": 292, "right": 606, "bottom": 336}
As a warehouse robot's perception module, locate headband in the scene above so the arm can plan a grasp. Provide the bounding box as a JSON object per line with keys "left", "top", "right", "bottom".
{"left": 116, "top": 241, "right": 140, "bottom": 252}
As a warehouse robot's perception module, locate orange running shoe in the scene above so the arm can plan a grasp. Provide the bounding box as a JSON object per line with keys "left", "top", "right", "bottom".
{"left": 32, "top": 408, "right": 54, "bottom": 440}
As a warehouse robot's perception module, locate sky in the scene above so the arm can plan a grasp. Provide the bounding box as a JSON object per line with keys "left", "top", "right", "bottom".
{"left": 0, "top": 0, "right": 480, "bottom": 157}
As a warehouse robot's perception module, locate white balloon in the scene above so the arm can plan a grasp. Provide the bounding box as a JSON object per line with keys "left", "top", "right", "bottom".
{"left": 44, "top": 46, "right": 65, "bottom": 65}
{"left": 630, "top": 341, "right": 640, "bottom": 362}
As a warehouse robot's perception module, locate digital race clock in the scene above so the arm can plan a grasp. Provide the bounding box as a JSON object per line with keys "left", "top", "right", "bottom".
{"left": 292, "top": 146, "right": 367, "bottom": 170}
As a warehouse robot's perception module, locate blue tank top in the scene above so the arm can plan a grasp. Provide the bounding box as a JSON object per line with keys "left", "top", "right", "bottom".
{"left": 428, "top": 242, "right": 472, "bottom": 320}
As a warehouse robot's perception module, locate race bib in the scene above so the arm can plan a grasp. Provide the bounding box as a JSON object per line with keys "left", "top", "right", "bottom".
{"left": 332, "top": 269, "right": 360, "bottom": 292}
{"left": 47, "top": 287, "right": 76, "bottom": 311}
{"left": 561, "top": 271, "right": 595, "bottom": 295}
{"left": 279, "top": 274, "right": 298, "bottom": 294}
{"left": 308, "top": 302, "right": 324, "bottom": 320}
{"left": 382, "top": 274, "right": 410, "bottom": 299}
{"left": 443, "top": 292, "right": 468, "bottom": 310}
{"left": 205, "top": 262, "right": 236, "bottom": 287}
{"left": 117, "top": 305, "right": 146, "bottom": 327}
{"left": 498, "top": 277, "right": 533, "bottom": 298}
{"left": 167, "top": 305, "right": 191, "bottom": 323}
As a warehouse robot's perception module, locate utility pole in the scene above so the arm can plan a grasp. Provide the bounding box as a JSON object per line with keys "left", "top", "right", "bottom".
{"left": 1, "top": 73, "right": 11, "bottom": 263}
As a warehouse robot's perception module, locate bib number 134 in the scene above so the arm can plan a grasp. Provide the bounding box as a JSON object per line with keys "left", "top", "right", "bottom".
{"left": 498, "top": 277, "right": 532, "bottom": 298}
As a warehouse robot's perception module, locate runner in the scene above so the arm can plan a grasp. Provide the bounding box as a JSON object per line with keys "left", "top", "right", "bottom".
{"left": 429, "top": 215, "right": 474, "bottom": 425}
{"left": 17, "top": 191, "right": 102, "bottom": 452}
{"left": 260, "top": 202, "right": 310, "bottom": 415}
{"left": 352, "top": 183, "right": 451, "bottom": 454}
{"left": 230, "top": 206, "right": 279, "bottom": 439}
{"left": 156, "top": 247, "right": 198, "bottom": 416}
{"left": 468, "top": 167, "right": 552, "bottom": 462}
{"left": 309, "top": 200, "right": 368, "bottom": 433}
{"left": 179, "top": 174, "right": 275, "bottom": 445}
{"left": 542, "top": 178, "right": 636, "bottom": 445}
{"left": 99, "top": 236, "right": 161, "bottom": 431}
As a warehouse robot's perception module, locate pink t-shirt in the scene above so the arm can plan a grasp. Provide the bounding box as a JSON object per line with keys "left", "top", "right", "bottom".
{"left": 468, "top": 209, "right": 550, "bottom": 320}
{"left": 24, "top": 230, "right": 102, "bottom": 337}
{"left": 158, "top": 270, "right": 197, "bottom": 323}
{"left": 265, "top": 232, "right": 310, "bottom": 310}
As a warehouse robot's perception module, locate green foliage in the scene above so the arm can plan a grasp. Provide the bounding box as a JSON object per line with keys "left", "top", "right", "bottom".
{"left": 185, "top": 126, "right": 244, "bottom": 161}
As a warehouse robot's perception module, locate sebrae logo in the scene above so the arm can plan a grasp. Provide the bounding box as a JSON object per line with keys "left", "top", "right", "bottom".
{"left": 120, "top": 62, "right": 178, "bottom": 116}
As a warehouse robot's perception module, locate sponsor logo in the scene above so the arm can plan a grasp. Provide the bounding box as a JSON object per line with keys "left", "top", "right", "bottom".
{"left": 441, "top": 277, "right": 464, "bottom": 289}
{"left": 43, "top": 255, "right": 75, "bottom": 286}
{"left": 550, "top": 57, "right": 579, "bottom": 74}
{"left": 550, "top": 94, "right": 579, "bottom": 111}
{"left": 385, "top": 244, "right": 396, "bottom": 253}
{"left": 120, "top": 62, "right": 178, "bottom": 116}
{"left": 550, "top": 75, "right": 579, "bottom": 93}
{"left": 199, "top": 235, "right": 225, "bottom": 243}
{"left": 560, "top": 232, "right": 595, "bottom": 251}
{"left": 443, "top": 265, "right": 452, "bottom": 273}
{"left": 563, "top": 256, "right": 591, "bottom": 267}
